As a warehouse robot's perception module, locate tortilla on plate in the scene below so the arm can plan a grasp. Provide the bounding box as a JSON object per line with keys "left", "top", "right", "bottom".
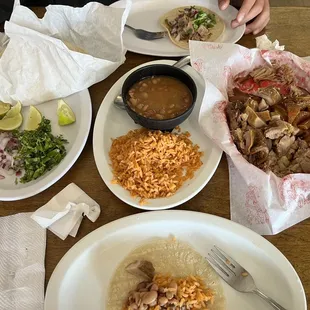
{"left": 106, "top": 238, "right": 225, "bottom": 310}
{"left": 160, "top": 6, "right": 225, "bottom": 50}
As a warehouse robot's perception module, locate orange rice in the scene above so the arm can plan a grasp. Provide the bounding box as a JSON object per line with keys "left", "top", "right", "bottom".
{"left": 109, "top": 128, "right": 203, "bottom": 203}
{"left": 152, "top": 274, "right": 214, "bottom": 310}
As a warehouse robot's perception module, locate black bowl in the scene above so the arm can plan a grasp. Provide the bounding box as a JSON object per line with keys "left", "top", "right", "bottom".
{"left": 121, "top": 64, "right": 197, "bottom": 131}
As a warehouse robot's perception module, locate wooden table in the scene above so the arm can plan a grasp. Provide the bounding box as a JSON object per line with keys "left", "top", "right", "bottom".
{"left": 1, "top": 5, "right": 310, "bottom": 306}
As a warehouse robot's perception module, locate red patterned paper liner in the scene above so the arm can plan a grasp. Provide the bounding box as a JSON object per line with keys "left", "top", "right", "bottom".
{"left": 217, "top": 50, "right": 310, "bottom": 212}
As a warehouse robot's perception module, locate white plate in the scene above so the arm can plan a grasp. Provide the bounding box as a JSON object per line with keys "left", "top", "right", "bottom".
{"left": 44, "top": 210, "right": 306, "bottom": 310}
{"left": 111, "top": 0, "right": 245, "bottom": 57}
{"left": 93, "top": 60, "right": 222, "bottom": 210}
{"left": 0, "top": 90, "right": 92, "bottom": 201}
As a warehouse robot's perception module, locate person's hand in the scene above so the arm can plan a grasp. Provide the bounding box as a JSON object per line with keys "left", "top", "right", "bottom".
{"left": 218, "top": 0, "right": 270, "bottom": 35}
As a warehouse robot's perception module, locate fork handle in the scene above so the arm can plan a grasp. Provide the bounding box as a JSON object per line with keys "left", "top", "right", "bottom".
{"left": 125, "top": 24, "right": 135, "bottom": 31}
{"left": 253, "top": 289, "right": 287, "bottom": 310}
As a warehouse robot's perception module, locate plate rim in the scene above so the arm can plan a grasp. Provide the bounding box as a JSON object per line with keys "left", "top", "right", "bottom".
{"left": 44, "top": 210, "right": 307, "bottom": 310}
{"left": 0, "top": 89, "right": 92, "bottom": 201}
{"left": 111, "top": 0, "right": 246, "bottom": 57}
{"left": 92, "top": 59, "right": 223, "bottom": 211}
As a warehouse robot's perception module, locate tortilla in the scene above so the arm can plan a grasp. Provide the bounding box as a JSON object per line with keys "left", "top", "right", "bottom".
{"left": 106, "top": 238, "right": 226, "bottom": 310}
{"left": 160, "top": 6, "right": 225, "bottom": 50}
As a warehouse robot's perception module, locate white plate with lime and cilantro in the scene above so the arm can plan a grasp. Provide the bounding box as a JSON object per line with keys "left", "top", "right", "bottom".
{"left": 0, "top": 90, "right": 91, "bottom": 201}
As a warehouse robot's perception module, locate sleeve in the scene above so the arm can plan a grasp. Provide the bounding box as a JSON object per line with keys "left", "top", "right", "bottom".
{"left": 0, "top": 0, "right": 13, "bottom": 23}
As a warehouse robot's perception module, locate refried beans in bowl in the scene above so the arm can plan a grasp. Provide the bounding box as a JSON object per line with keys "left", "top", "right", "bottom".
{"left": 121, "top": 64, "right": 197, "bottom": 131}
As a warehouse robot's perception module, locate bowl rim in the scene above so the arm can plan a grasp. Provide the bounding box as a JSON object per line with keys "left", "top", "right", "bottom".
{"left": 121, "top": 64, "right": 198, "bottom": 123}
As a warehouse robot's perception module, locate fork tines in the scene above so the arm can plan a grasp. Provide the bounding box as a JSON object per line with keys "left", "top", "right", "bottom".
{"left": 206, "top": 245, "right": 239, "bottom": 280}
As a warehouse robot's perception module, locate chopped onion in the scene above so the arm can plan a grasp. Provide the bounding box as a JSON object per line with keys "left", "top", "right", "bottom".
{"left": 0, "top": 132, "right": 21, "bottom": 177}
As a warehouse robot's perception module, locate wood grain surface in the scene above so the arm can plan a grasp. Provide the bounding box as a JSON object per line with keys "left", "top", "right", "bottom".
{"left": 271, "top": 0, "right": 310, "bottom": 6}
{"left": 0, "top": 6, "right": 309, "bottom": 306}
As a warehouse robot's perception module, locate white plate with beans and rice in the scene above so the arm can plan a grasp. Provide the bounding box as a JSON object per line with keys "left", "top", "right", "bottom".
{"left": 93, "top": 59, "right": 222, "bottom": 210}
{"left": 44, "top": 211, "right": 306, "bottom": 310}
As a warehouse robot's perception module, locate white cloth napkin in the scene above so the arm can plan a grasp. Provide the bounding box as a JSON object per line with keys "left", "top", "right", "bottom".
{"left": 0, "top": 213, "right": 46, "bottom": 310}
{"left": 0, "top": 0, "right": 131, "bottom": 105}
{"left": 31, "top": 183, "right": 100, "bottom": 240}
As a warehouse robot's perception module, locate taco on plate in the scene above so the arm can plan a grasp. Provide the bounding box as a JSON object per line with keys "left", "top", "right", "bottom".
{"left": 107, "top": 238, "right": 225, "bottom": 310}
{"left": 160, "top": 6, "right": 225, "bottom": 49}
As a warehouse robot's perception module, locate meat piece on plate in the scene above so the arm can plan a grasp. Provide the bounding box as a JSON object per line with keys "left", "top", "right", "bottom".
{"left": 197, "top": 25, "right": 209, "bottom": 38}
{"left": 226, "top": 104, "right": 240, "bottom": 130}
{"left": 277, "top": 156, "right": 290, "bottom": 171}
{"left": 264, "top": 120, "right": 295, "bottom": 139}
{"left": 292, "top": 111, "right": 310, "bottom": 127}
{"left": 243, "top": 129, "right": 255, "bottom": 154}
{"left": 255, "top": 87, "right": 282, "bottom": 106}
{"left": 300, "top": 150, "right": 310, "bottom": 173}
{"left": 256, "top": 110, "right": 271, "bottom": 122}
{"left": 290, "top": 85, "right": 309, "bottom": 97}
{"left": 258, "top": 99, "right": 269, "bottom": 111}
{"left": 276, "top": 135, "right": 295, "bottom": 156}
{"left": 232, "top": 128, "right": 245, "bottom": 151}
{"left": 250, "top": 66, "right": 276, "bottom": 82}
{"left": 245, "top": 98, "right": 258, "bottom": 111}
{"left": 245, "top": 106, "right": 266, "bottom": 128}
{"left": 249, "top": 145, "right": 269, "bottom": 165}
{"left": 287, "top": 104, "right": 301, "bottom": 124}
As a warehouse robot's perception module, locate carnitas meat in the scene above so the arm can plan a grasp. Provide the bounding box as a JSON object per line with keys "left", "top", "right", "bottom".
{"left": 226, "top": 63, "right": 310, "bottom": 177}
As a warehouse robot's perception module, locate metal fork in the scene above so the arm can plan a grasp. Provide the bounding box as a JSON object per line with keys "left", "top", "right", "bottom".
{"left": 125, "top": 24, "right": 166, "bottom": 40}
{"left": 207, "top": 246, "right": 287, "bottom": 310}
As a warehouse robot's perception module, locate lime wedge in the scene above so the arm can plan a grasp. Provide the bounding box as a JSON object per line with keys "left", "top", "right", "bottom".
{"left": 3, "top": 101, "right": 22, "bottom": 119}
{"left": 25, "top": 105, "right": 42, "bottom": 131}
{"left": 57, "top": 99, "right": 76, "bottom": 126}
{"left": 0, "top": 113, "right": 23, "bottom": 131}
{"left": 0, "top": 102, "right": 11, "bottom": 117}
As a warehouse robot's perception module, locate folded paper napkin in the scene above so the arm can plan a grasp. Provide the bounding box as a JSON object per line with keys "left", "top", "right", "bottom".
{"left": 189, "top": 36, "right": 310, "bottom": 235}
{"left": 0, "top": 0, "right": 131, "bottom": 105}
{"left": 0, "top": 213, "right": 46, "bottom": 310}
{"left": 31, "top": 183, "right": 100, "bottom": 240}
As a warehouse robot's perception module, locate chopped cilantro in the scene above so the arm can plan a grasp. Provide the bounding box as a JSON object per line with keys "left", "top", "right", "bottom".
{"left": 193, "top": 9, "right": 217, "bottom": 29}
{"left": 12, "top": 118, "right": 68, "bottom": 183}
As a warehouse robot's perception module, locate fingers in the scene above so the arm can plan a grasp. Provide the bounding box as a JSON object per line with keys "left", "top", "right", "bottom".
{"left": 220, "top": 0, "right": 270, "bottom": 35}
{"left": 231, "top": 1, "right": 264, "bottom": 27}
{"left": 245, "top": 0, "right": 270, "bottom": 34}
{"left": 235, "top": 0, "right": 257, "bottom": 23}
{"left": 218, "top": 0, "right": 230, "bottom": 11}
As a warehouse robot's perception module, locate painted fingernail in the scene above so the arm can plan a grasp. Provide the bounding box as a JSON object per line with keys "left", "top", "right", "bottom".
{"left": 219, "top": 1, "right": 225, "bottom": 10}
{"left": 231, "top": 20, "right": 239, "bottom": 28}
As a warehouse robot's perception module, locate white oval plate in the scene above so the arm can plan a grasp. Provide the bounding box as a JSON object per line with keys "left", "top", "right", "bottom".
{"left": 0, "top": 90, "right": 92, "bottom": 201}
{"left": 93, "top": 60, "right": 222, "bottom": 210}
{"left": 111, "top": 0, "right": 245, "bottom": 57}
{"left": 44, "top": 210, "right": 306, "bottom": 310}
